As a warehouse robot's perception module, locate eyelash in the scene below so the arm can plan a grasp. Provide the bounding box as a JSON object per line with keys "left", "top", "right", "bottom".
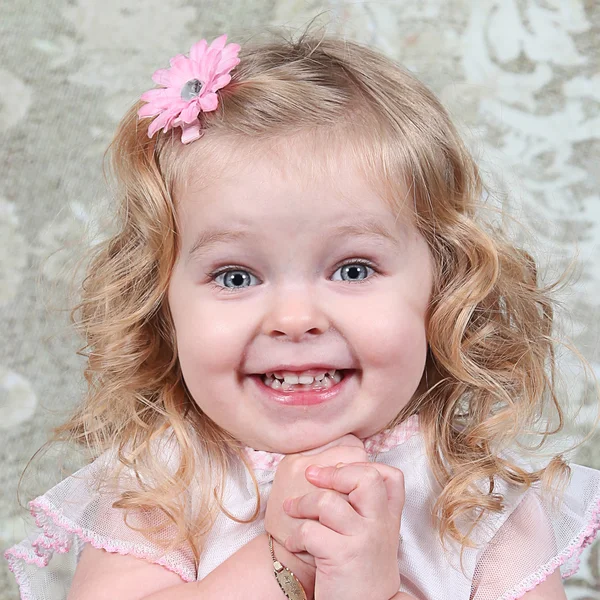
{"left": 206, "top": 259, "right": 379, "bottom": 294}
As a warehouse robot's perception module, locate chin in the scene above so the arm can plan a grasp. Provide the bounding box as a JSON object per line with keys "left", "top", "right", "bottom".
{"left": 277, "top": 434, "right": 354, "bottom": 456}
{"left": 272, "top": 441, "right": 319, "bottom": 454}
{"left": 253, "top": 436, "right": 328, "bottom": 455}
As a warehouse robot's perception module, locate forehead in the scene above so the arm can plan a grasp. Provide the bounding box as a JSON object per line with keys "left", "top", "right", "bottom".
{"left": 172, "top": 131, "right": 412, "bottom": 223}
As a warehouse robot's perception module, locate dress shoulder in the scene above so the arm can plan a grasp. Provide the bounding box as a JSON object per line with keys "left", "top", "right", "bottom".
{"left": 469, "top": 461, "right": 600, "bottom": 600}
{"left": 4, "top": 446, "right": 197, "bottom": 600}
{"left": 372, "top": 430, "right": 600, "bottom": 599}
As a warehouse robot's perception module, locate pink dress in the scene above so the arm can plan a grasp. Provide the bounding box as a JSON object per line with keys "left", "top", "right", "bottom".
{"left": 5, "top": 414, "right": 600, "bottom": 600}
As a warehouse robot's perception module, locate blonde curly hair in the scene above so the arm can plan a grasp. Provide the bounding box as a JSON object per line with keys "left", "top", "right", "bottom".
{"left": 50, "top": 28, "right": 591, "bottom": 565}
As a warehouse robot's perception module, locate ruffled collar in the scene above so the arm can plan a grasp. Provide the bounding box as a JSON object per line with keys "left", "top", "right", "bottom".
{"left": 242, "top": 414, "right": 420, "bottom": 472}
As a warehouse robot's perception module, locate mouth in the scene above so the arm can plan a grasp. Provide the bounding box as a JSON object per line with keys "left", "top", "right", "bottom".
{"left": 248, "top": 369, "right": 357, "bottom": 406}
{"left": 259, "top": 368, "right": 350, "bottom": 390}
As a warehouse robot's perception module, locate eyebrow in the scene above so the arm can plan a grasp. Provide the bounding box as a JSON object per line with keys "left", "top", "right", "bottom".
{"left": 186, "top": 219, "right": 403, "bottom": 263}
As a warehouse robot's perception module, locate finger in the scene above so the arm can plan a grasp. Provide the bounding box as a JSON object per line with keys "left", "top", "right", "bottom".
{"left": 305, "top": 463, "right": 404, "bottom": 520}
{"left": 347, "top": 462, "right": 405, "bottom": 519}
{"left": 284, "top": 489, "right": 359, "bottom": 535}
{"left": 270, "top": 533, "right": 315, "bottom": 567}
{"left": 305, "top": 463, "right": 387, "bottom": 519}
{"left": 284, "top": 517, "right": 342, "bottom": 560}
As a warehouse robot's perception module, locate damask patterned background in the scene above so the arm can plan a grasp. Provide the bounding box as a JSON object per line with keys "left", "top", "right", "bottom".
{"left": 1, "top": 1, "right": 599, "bottom": 598}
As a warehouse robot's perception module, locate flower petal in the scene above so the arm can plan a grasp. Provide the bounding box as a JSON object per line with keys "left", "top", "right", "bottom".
{"left": 140, "top": 87, "right": 179, "bottom": 103}
{"left": 138, "top": 103, "right": 162, "bottom": 118}
{"left": 211, "top": 73, "right": 231, "bottom": 91}
{"left": 198, "top": 47, "right": 220, "bottom": 82}
{"left": 180, "top": 121, "right": 202, "bottom": 144}
{"left": 208, "top": 34, "right": 228, "bottom": 52}
{"left": 220, "top": 43, "right": 241, "bottom": 64}
{"left": 215, "top": 56, "right": 240, "bottom": 78}
{"left": 190, "top": 39, "right": 208, "bottom": 64}
{"left": 199, "top": 93, "right": 218, "bottom": 112}
{"left": 179, "top": 101, "right": 200, "bottom": 124}
{"left": 147, "top": 110, "right": 174, "bottom": 137}
{"left": 140, "top": 35, "right": 239, "bottom": 142}
{"left": 169, "top": 54, "right": 194, "bottom": 84}
{"left": 169, "top": 53, "right": 186, "bottom": 69}
{"left": 140, "top": 94, "right": 186, "bottom": 114}
{"left": 151, "top": 68, "right": 172, "bottom": 87}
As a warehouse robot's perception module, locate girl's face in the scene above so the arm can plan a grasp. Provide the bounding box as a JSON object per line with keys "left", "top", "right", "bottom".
{"left": 168, "top": 143, "right": 433, "bottom": 453}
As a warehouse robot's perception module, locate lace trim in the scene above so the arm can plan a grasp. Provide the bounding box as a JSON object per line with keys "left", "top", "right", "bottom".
{"left": 4, "top": 548, "right": 43, "bottom": 600}
{"left": 243, "top": 414, "right": 420, "bottom": 471}
{"left": 363, "top": 415, "right": 420, "bottom": 454}
{"left": 4, "top": 495, "right": 196, "bottom": 599}
{"left": 498, "top": 484, "right": 600, "bottom": 600}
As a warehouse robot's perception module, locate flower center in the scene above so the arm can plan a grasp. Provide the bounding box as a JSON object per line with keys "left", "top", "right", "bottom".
{"left": 181, "top": 78, "right": 203, "bottom": 101}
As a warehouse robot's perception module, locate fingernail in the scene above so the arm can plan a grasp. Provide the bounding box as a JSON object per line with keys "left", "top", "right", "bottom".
{"left": 306, "top": 465, "right": 322, "bottom": 477}
{"left": 336, "top": 462, "right": 346, "bottom": 468}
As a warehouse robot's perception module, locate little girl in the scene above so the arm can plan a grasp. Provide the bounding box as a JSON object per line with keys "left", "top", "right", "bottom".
{"left": 5, "top": 30, "right": 600, "bottom": 600}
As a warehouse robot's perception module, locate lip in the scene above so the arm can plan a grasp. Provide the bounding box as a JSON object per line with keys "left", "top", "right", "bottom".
{"left": 252, "top": 364, "right": 350, "bottom": 375}
{"left": 249, "top": 370, "right": 356, "bottom": 406}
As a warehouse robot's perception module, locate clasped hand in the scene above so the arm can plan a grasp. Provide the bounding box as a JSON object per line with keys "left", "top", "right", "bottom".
{"left": 264, "top": 434, "right": 405, "bottom": 600}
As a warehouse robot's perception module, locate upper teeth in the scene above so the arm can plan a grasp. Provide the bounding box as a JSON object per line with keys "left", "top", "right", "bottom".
{"left": 265, "top": 370, "right": 339, "bottom": 385}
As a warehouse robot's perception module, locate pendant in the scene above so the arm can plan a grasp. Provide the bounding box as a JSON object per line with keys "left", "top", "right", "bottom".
{"left": 273, "top": 561, "right": 307, "bottom": 600}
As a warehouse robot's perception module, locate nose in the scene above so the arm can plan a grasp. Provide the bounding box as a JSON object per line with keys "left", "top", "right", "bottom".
{"left": 261, "top": 286, "right": 329, "bottom": 342}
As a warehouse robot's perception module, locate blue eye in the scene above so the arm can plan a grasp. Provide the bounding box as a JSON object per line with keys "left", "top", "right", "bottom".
{"left": 212, "top": 269, "right": 259, "bottom": 290}
{"left": 208, "top": 259, "right": 377, "bottom": 292}
{"left": 332, "top": 261, "right": 375, "bottom": 282}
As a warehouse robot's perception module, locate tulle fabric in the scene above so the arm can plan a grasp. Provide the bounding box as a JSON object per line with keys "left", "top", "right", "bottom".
{"left": 4, "top": 448, "right": 197, "bottom": 600}
{"left": 470, "top": 463, "right": 600, "bottom": 600}
{"left": 5, "top": 415, "right": 600, "bottom": 600}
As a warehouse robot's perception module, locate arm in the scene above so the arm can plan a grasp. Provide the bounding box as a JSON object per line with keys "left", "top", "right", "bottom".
{"left": 389, "top": 571, "right": 566, "bottom": 600}
{"left": 518, "top": 569, "right": 567, "bottom": 600}
{"left": 382, "top": 571, "right": 566, "bottom": 600}
{"left": 68, "top": 533, "right": 316, "bottom": 600}
{"left": 470, "top": 491, "right": 568, "bottom": 600}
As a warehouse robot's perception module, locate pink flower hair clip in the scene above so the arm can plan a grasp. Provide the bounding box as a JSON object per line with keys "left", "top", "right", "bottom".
{"left": 138, "top": 34, "right": 241, "bottom": 144}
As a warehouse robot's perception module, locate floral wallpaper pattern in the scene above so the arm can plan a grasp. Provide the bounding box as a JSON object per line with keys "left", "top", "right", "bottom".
{"left": 1, "top": 1, "right": 599, "bottom": 598}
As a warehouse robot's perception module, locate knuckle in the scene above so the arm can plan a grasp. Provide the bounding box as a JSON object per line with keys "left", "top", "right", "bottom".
{"left": 318, "top": 490, "right": 338, "bottom": 511}
{"left": 343, "top": 447, "right": 368, "bottom": 463}
{"left": 328, "top": 446, "right": 368, "bottom": 465}
{"left": 363, "top": 466, "right": 383, "bottom": 484}
{"left": 354, "top": 448, "right": 369, "bottom": 462}
{"left": 299, "top": 520, "right": 311, "bottom": 542}
{"left": 393, "top": 467, "right": 405, "bottom": 486}
{"left": 336, "top": 434, "right": 364, "bottom": 448}
{"left": 315, "top": 441, "right": 365, "bottom": 461}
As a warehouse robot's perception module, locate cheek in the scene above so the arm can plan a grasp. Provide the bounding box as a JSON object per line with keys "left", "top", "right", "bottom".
{"left": 169, "top": 281, "right": 249, "bottom": 378}
{"left": 349, "top": 280, "right": 428, "bottom": 357}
